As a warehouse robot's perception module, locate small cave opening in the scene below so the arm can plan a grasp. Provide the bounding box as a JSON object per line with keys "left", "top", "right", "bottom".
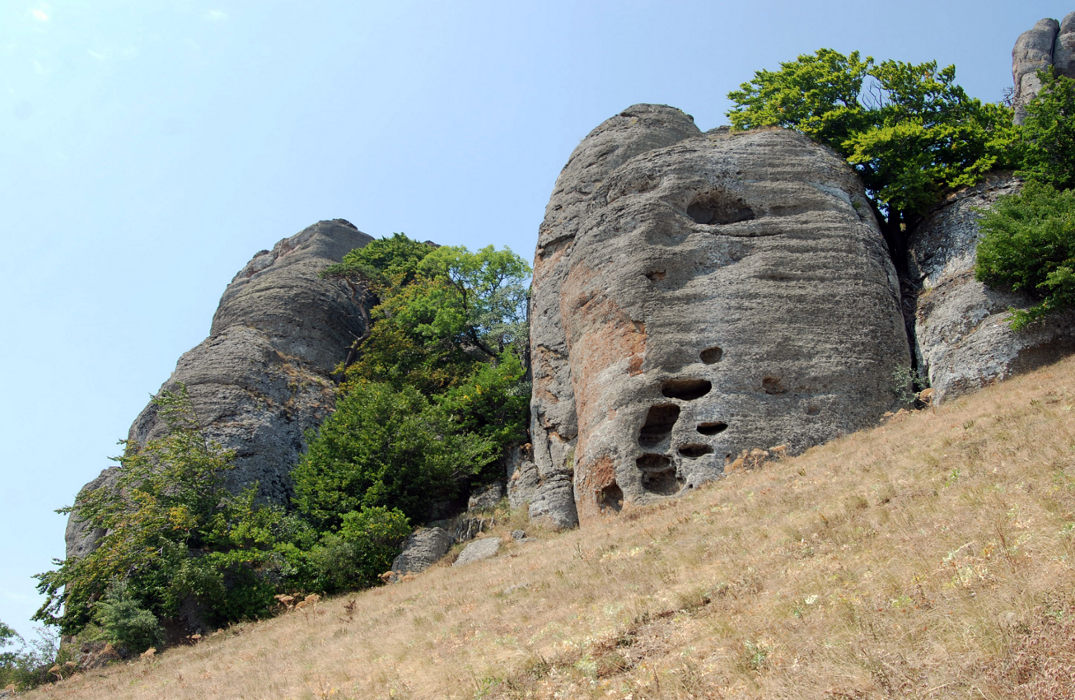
{"left": 636, "top": 453, "right": 672, "bottom": 471}
{"left": 805, "top": 404, "right": 821, "bottom": 416}
{"left": 686, "top": 190, "right": 756, "bottom": 225}
{"left": 661, "top": 378, "right": 712, "bottom": 401}
{"left": 700, "top": 346, "right": 723, "bottom": 364}
{"left": 697, "top": 421, "right": 728, "bottom": 436}
{"left": 638, "top": 404, "right": 680, "bottom": 447}
{"left": 598, "top": 482, "right": 623, "bottom": 512}
{"left": 636, "top": 454, "right": 682, "bottom": 495}
{"left": 678, "top": 443, "right": 714, "bottom": 458}
{"left": 762, "top": 376, "right": 787, "bottom": 395}
{"left": 645, "top": 269, "right": 667, "bottom": 282}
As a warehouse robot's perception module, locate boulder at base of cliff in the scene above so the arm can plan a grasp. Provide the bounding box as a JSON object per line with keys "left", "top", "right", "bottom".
{"left": 909, "top": 177, "right": 1075, "bottom": 402}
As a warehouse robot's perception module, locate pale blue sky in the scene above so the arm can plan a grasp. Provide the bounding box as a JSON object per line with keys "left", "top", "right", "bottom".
{"left": 0, "top": 1, "right": 1066, "bottom": 638}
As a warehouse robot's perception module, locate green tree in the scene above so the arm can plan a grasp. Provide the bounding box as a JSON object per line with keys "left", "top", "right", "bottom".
{"left": 34, "top": 387, "right": 295, "bottom": 644}
{"left": 975, "top": 181, "right": 1075, "bottom": 329}
{"left": 295, "top": 236, "right": 530, "bottom": 530}
{"left": 728, "top": 50, "right": 1017, "bottom": 243}
{"left": 1017, "top": 68, "right": 1075, "bottom": 190}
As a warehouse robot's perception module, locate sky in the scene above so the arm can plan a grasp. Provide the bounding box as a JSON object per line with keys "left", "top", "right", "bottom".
{"left": 0, "top": 0, "right": 1068, "bottom": 640}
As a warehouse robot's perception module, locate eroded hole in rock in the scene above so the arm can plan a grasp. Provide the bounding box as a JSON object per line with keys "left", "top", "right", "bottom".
{"left": 598, "top": 482, "right": 623, "bottom": 512}
{"left": 661, "top": 378, "right": 712, "bottom": 401}
{"left": 638, "top": 404, "right": 680, "bottom": 447}
{"left": 805, "top": 404, "right": 821, "bottom": 416}
{"left": 636, "top": 455, "right": 682, "bottom": 496}
{"left": 697, "top": 421, "right": 727, "bottom": 435}
{"left": 700, "top": 346, "right": 723, "bottom": 364}
{"left": 636, "top": 453, "right": 671, "bottom": 471}
{"left": 678, "top": 444, "right": 714, "bottom": 458}
{"left": 645, "top": 269, "right": 667, "bottom": 282}
{"left": 762, "top": 376, "right": 787, "bottom": 395}
{"left": 687, "top": 191, "right": 756, "bottom": 225}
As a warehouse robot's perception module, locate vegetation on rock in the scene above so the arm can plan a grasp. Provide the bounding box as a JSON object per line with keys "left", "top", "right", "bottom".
{"left": 296, "top": 234, "right": 530, "bottom": 525}
{"left": 727, "top": 49, "right": 1017, "bottom": 242}
{"left": 34, "top": 235, "right": 530, "bottom": 657}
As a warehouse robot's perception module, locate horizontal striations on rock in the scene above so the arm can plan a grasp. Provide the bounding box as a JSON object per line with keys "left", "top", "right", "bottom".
{"left": 531, "top": 123, "right": 910, "bottom": 525}
{"left": 67, "top": 219, "right": 374, "bottom": 560}
{"left": 909, "top": 177, "right": 1075, "bottom": 402}
{"left": 526, "top": 105, "right": 696, "bottom": 531}
{"left": 525, "top": 104, "right": 701, "bottom": 529}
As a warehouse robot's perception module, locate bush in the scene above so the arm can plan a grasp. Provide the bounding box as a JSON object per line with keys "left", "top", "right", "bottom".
{"left": 1017, "top": 68, "right": 1075, "bottom": 190}
{"left": 975, "top": 181, "right": 1075, "bottom": 329}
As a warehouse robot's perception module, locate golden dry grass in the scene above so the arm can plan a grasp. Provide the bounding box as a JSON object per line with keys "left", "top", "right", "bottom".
{"left": 28, "top": 356, "right": 1075, "bottom": 699}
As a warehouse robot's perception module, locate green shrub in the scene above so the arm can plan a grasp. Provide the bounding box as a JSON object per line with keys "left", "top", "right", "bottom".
{"left": 92, "top": 583, "right": 162, "bottom": 654}
{"left": 1017, "top": 68, "right": 1075, "bottom": 190}
{"left": 975, "top": 181, "right": 1075, "bottom": 329}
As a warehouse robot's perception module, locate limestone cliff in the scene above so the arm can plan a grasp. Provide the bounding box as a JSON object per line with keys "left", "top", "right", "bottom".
{"left": 66, "top": 220, "right": 374, "bottom": 560}
{"left": 521, "top": 109, "right": 910, "bottom": 526}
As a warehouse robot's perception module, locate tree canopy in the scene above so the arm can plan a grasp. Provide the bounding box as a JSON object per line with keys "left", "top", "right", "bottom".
{"left": 296, "top": 234, "right": 531, "bottom": 527}
{"left": 728, "top": 49, "right": 1017, "bottom": 239}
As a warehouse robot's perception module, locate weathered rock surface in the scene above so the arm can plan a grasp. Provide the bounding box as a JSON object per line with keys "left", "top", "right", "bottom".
{"left": 1012, "top": 13, "right": 1075, "bottom": 123}
{"left": 453, "top": 537, "right": 501, "bottom": 566}
{"left": 528, "top": 109, "right": 910, "bottom": 525}
{"left": 389, "top": 527, "right": 454, "bottom": 577}
{"left": 527, "top": 105, "right": 702, "bottom": 529}
{"left": 66, "top": 220, "right": 374, "bottom": 559}
{"left": 908, "top": 176, "right": 1075, "bottom": 402}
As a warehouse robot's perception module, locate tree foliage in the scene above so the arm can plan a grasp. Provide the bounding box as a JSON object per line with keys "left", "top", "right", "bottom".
{"left": 295, "top": 234, "right": 530, "bottom": 527}
{"left": 728, "top": 49, "right": 1017, "bottom": 232}
{"left": 34, "top": 388, "right": 302, "bottom": 646}
{"left": 1016, "top": 67, "right": 1075, "bottom": 190}
{"left": 975, "top": 180, "right": 1075, "bottom": 329}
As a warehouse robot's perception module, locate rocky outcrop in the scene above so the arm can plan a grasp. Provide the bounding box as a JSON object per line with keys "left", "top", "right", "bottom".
{"left": 526, "top": 108, "right": 910, "bottom": 525}
{"left": 388, "top": 527, "right": 454, "bottom": 579}
{"left": 908, "top": 176, "right": 1075, "bottom": 402}
{"left": 1013, "top": 13, "right": 1075, "bottom": 123}
{"left": 66, "top": 219, "right": 374, "bottom": 559}
{"left": 526, "top": 105, "right": 702, "bottom": 528}
{"left": 453, "top": 537, "right": 500, "bottom": 566}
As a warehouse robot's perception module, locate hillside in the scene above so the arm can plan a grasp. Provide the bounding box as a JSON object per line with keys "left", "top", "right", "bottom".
{"left": 26, "top": 355, "right": 1075, "bottom": 699}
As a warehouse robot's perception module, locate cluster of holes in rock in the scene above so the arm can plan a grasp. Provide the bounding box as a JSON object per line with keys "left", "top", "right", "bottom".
{"left": 630, "top": 346, "right": 735, "bottom": 497}
{"left": 686, "top": 190, "right": 756, "bottom": 225}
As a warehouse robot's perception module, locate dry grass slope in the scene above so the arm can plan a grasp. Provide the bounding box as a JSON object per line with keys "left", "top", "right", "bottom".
{"left": 28, "top": 356, "right": 1075, "bottom": 699}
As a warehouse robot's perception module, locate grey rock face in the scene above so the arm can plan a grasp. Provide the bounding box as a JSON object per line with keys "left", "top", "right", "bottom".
{"left": 909, "top": 177, "right": 1075, "bottom": 402}
{"left": 1012, "top": 13, "right": 1075, "bottom": 123}
{"left": 453, "top": 537, "right": 501, "bottom": 566}
{"left": 389, "top": 527, "right": 454, "bottom": 577}
{"left": 530, "top": 116, "right": 909, "bottom": 525}
{"left": 66, "top": 220, "right": 374, "bottom": 559}
{"left": 527, "top": 105, "right": 701, "bottom": 529}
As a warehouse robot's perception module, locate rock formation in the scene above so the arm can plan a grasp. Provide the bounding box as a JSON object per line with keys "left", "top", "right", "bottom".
{"left": 526, "top": 104, "right": 702, "bottom": 528}
{"left": 908, "top": 177, "right": 1075, "bottom": 401}
{"left": 1013, "top": 12, "right": 1075, "bottom": 123}
{"left": 523, "top": 107, "right": 910, "bottom": 525}
{"left": 66, "top": 219, "right": 374, "bottom": 559}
